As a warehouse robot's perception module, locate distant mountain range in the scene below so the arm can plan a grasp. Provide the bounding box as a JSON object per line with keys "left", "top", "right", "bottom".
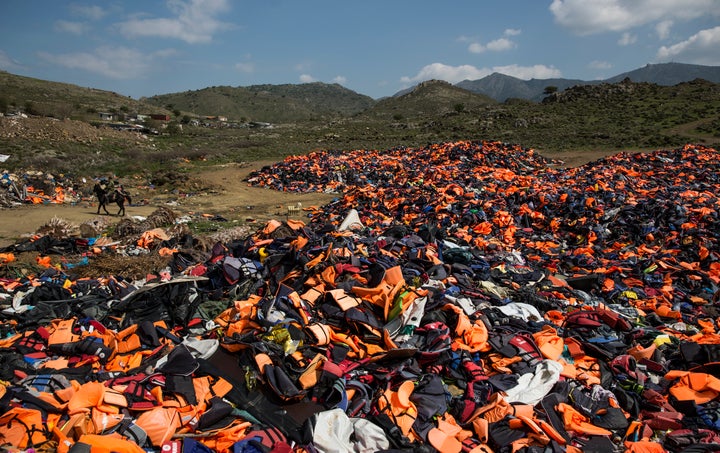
{"left": 1, "top": 62, "right": 719, "bottom": 125}
{"left": 454, "top": 63, "right": 720, "bottom": 102}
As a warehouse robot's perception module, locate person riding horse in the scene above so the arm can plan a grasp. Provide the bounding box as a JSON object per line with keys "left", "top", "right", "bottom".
{"left": 93, "top": 178, "right": 131, "bottom": 216}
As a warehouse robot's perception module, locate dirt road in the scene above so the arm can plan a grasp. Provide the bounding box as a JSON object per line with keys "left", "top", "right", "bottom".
{"left": 0, "top": 162, "right": 336, "bottom": 247}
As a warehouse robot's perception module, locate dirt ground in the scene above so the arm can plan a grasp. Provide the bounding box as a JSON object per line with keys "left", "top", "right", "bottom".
{"left": 0, "top": 161, "right": 336, "bottom": 247}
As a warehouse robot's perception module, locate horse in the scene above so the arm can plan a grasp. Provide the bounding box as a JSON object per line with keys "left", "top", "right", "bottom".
{"left": 93, "top": 183, "right": 131, "bottom": 216}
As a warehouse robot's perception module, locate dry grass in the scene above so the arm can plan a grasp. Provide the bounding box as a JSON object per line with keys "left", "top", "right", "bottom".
{"left": 70, "top": 252, "right": 172, "bottom": 280}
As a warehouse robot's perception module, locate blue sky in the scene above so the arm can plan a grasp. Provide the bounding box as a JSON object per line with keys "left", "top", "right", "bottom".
{"left": 1, "top": 0, "right": 719, "bottom": 100}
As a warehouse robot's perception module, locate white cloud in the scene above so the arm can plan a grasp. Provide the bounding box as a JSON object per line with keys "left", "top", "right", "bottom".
{"left": 469, "top": 37, "right": 516, "bottom": 53}
{"left": 400, "top": 63, "right": 561, "bottom": 85}
{"left": 468, "top": 29, "right": 520, "bottom": 54}
{"left": 486, "top": 38, "right": 516, "bottom": 52}
{"left": 656, "top": 26, "right": 720, "bottom": 65}
{"left": 299, "top": 74, "right": 315, "bottom": 83}
{"left": 55, "top": 20, "right": 88, "bottom": 35}
{"left": 468, "top": 43, "right": 486, "bottom": 53}
{"left": 618, "top": 32, "right": 637, "bottom": 46}
{"left": 0, "top": 50, "right": 23, "bottom": 71}
{"left": 36, "top": 46, "right": 171, "bottom": 79}
{"left": 656, "top": 20, "right": 673, "bottom": 39}
{"left": 117, "top": 0, "right": 232, "bottom": 44}
{"left": 234, "top": 62, "right": 255, "bottom": 73}
{"left": 69, "top": 4, "right": 107, "bottom": 21}
{"left": 493, "top": 64, "right": 562, "bottom": 80}
{"left": 332, "top": 76, "right": 347, "bottom": 85}
{"left": 401, "top": 63, "right": 490, "bottom": 84}
{"left": 549, "top": 0, "right": 719, "bottom": 35}
{"left": 589, "top": 60, "right": 612, "bottom": 69}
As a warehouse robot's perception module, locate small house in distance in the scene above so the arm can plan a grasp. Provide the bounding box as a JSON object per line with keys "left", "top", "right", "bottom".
{"left": 204, "top": 115, "right": 228, "bottom": 122}
{"left": 149, "top": 114, "right": 171, "bottom": 121}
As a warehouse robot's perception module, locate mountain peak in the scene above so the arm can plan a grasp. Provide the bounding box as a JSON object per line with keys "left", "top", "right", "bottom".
{"left": 456, "top": 62, "right": 720, "bottom": 102}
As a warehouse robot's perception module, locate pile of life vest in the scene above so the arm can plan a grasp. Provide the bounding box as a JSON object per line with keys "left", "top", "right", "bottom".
{"left": 1, "top": 140, "right": 720, "bottom": 453}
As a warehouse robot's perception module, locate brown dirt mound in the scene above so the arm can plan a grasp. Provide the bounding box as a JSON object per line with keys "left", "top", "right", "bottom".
{"left": 0, "top": 116, "right": 146, "bottom": 144}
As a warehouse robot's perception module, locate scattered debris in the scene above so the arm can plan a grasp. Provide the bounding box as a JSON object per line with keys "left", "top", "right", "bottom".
{"left": 1, "top": 140, "right": 719, "bottom": 452}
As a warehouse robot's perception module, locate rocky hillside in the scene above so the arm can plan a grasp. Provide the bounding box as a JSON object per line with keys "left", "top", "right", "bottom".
{"left": 0, "top": 116, "right": 138, "bottom": 143}
{"left": 456, "top": 62, "right": 720, "bottom": 102}
{"left": 0, "top": 115, "right": 158, "bottom": 174}
{"left": 0, "top": 71, "right": 169, "bottom": 121}
{"left": 143, "top": 82, "right": 375, "bottom": 122}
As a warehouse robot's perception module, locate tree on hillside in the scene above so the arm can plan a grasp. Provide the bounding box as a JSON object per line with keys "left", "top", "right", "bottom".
{"left": 165, "top": 122, "right": 182, "bottom": 135}
{"left": 144, "top": 118, "right": 162, "bottom": 132}
{"left": 55, "top": 103, "right": 73, "bottom": 120}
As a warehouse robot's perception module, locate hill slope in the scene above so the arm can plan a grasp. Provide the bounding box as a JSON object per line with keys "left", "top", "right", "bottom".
{"left": 457, "top": 73, "right": 592, "bottom": 102}
{"left": 367, "top": 79, "right": 497, "bottom": 120}
{"left": 320, "top": 77, "right": 719, "bottom": 156}
{"left": 456, "top": 62, "right": 720, "bottom": 102}
{"left": 142, "top": 82, "right": 375, "bottom": 122}
{"left": 0, "top": 71, "right": 167, "bottom": 120}
{"left": 605, "top": 62, "right": 720, "bottom": 85}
